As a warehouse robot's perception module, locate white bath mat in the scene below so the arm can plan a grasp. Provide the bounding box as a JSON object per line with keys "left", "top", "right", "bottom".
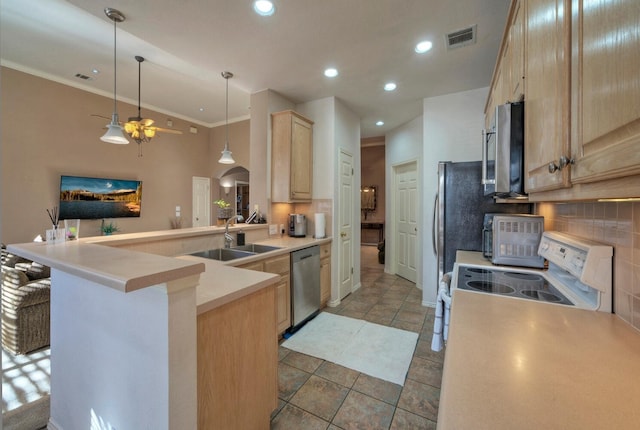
{"left": 282, "top": 312, "right": 418, "bottom": 386}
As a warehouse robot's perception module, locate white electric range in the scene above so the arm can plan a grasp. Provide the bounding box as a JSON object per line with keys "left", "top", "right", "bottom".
{"left": 452, "top": 231, "right": 613, "bottom": 312}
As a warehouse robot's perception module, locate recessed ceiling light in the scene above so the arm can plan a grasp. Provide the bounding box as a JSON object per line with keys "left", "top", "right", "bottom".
{"left": 253, "top": 0, "right": 275, "bottom": 16}
{"left": 199, "top": 107, "right": 205, "bottom": 112}
{"left": 376, "top": 121, "right": 384, "bottom": 126}
{"left": 384, "top": 82, "right": 397, "bottom": 91}
{"left": 324, "top": 68, "right": 339, "bottom": 78}
{"left": 91, "top": 68, "right": 100, "bottom": 74}
{"left": 415, "top": 40, "right": 433, "bottom": 53}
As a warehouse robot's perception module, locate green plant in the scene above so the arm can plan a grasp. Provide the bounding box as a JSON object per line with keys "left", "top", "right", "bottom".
{"left": 101, "top": 221, "right": 119, "bottom": 235}
{"left": 214, "top": 199, "right": 231, "bottom": 208}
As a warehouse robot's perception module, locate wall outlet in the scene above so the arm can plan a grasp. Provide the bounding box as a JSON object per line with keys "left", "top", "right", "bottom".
{"left": 279, "top": 224, "right": 285, "bottom": 234}
{"left": 269, "top": 224, "right": 278, "bottom": 235}
{"left": 175, "top": 205, "right": 181, "bottom": 217}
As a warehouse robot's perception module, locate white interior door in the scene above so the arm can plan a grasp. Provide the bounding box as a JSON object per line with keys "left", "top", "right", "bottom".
{"left": 395, "top": 162, "right": 418, "bottom": 282}
{"left": 339, "top": 150, "right": 354, "bottom": 299}
{"left": 192, "top": 176, "right": 210, "bottom": 227}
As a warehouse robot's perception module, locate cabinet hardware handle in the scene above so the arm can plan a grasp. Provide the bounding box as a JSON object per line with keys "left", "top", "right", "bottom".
{"left": 558, "top": 155, "right": 574, "bottom": 170}
{"left": 548, "top": 156, "right": 575, "bottom": 174}
{"left": 340, "top": 232, "right": 346, "bottom": 238}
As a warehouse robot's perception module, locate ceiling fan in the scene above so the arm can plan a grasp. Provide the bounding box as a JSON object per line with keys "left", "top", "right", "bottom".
{"left": 124, "top": 55, "right": 182, "bottom": 156}
{"left": 94, "top": 55, "right": 183, "bottom": 156}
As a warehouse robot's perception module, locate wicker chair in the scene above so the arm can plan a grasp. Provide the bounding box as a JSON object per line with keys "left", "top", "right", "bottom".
{"left": 1, "top": 254, "right": 51, "bottom": 354}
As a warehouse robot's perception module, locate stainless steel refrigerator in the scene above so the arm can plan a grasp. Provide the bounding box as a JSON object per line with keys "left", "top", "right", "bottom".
{"left": 433, "top": 161, "right": 532, "bottom": 291}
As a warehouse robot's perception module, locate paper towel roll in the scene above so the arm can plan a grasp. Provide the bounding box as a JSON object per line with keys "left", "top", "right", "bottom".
{"left": 314, "top": 213, "right": 326, "bottom": 239}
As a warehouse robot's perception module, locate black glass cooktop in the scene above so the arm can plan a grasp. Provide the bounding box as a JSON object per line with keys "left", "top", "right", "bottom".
{"left": 456, "top": 266, "right": 574, "bottom": 306}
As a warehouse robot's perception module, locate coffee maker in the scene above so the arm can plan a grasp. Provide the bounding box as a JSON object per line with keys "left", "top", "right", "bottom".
{"left": 288, "top": 214, "right": 307, "bottom": 237}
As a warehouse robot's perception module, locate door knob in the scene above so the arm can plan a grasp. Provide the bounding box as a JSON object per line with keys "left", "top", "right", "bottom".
{"left": 340, "top": 232, "right": 346, "bottom": 238}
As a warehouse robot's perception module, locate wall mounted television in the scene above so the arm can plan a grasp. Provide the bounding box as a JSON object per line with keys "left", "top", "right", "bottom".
{"left": 59, "top": 175, "right": 142, "bottom": 220}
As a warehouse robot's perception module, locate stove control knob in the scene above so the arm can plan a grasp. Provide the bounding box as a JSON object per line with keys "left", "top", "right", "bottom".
{"left": 574, "top": 258, "right": 584, "bottom": 269}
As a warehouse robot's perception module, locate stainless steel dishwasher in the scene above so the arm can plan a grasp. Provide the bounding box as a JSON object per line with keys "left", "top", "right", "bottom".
{"left": 290, "top": 245, "right": 321, "bottom": 332}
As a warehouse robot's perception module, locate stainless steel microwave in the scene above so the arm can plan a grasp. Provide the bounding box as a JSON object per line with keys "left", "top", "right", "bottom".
{"left": 482, "top": 102, "right": 525, "bottom": 197}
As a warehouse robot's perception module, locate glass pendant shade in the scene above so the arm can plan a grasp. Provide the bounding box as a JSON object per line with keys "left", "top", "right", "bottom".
{"left": 218, "top": 145, "right": 235, "bottom": 164}
{"left": 101, "top": 113, "right": 129, "bottom": 144}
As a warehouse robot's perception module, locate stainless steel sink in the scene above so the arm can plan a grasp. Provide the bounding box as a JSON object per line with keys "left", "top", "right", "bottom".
{"left": 232, "top": 244, "right": 281, "bottom": 253}
{"left": 190, "top": 248, "right": 256, "bottom": 261}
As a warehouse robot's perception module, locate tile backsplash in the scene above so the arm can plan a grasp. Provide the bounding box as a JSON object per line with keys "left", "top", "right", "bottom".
{"left": 270, "top": 200, "right": 332, "bottom": 238}
{"left": 536, "top": 201, "right": 640, "bottom": 331}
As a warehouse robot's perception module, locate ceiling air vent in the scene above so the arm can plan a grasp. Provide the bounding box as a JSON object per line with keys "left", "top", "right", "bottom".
{"left": 445, "top": 25, "right": 477, "bottom": 50}
{"left": 74, "top": 73, "right": 92, "bottom": 80}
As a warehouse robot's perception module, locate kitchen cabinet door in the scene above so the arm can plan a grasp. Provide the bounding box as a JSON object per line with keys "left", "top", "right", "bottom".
{"left": 275, "top": 278, "right": 291, "bottom": 334}
{"left": 320, "top": 244, "right": 331, "bottom": 307}
{"left": 264, "top": 254, "right": 292, "bottom": 335}
{"left": 569, "top": 0, "right": 640, "bottom": 186}
{"left": 509, "top": 0, "right": 525, "bottom": 101}
{"left": 240, "top": 254, "right": 291, "bottom": 335}
{"left": 484, "top": 0, "right": 525, "bottom": 128}
{"left": 524, "top": 0, "right": 572, "bottom": 193}
{"left": 272, "top": 110, "right": 314, "bottom": 202}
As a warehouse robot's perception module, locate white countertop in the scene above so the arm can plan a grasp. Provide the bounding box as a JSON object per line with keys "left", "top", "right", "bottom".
{"left": 8, "top": 230, "right": 331, "bottom": 312}
{"left": 438, "top": 290, "right": 640, "bottom": 429}
{"left": 7, "top": 240, "right": 205, "bottom": 293}
{"left": 180, "top": 235, "right": 331, "bottom": 314}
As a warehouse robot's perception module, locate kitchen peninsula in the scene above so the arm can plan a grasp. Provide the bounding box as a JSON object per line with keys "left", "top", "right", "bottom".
{"left": 7, "top": 224, "right": 331, "bottom": 430}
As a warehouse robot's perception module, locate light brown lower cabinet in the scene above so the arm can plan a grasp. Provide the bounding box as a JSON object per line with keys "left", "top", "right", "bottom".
{"left": 197, "top": 285, "right": 278, "bottom": 429}
{"left": 239, "top": 254, "right": 291, "bottom": 335}
{"left": 320, "top": 243, "right": 331, "bottom": 307}
{"left": 264, "top": 255, "right": 292, "bottom": 335}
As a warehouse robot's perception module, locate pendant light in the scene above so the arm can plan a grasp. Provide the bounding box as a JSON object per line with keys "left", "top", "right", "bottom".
{"left": 100, "top": 8, "right": 129, "bottom": 144}
{"left": 218, "top": 71, "right": 235, "bottom": 164}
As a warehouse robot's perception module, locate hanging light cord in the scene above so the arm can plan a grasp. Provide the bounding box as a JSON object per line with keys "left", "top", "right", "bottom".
{"left": 111, "top": 17, "right": 118, "bottom": 119}
{"left": 137, "top": 57, "right": 142, "bottom": 118}
{"left": 225, "top": 74, "right": 229, "bottom": 150}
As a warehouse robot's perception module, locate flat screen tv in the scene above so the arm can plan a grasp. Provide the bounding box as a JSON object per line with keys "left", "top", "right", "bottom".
{"left": 59, "top": 175, "right": 142, "bottom": 220}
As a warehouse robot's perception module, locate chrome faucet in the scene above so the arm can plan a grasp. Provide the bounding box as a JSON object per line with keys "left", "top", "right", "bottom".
{"left": 224, "top": 215, "right": 244, "bottom": 248}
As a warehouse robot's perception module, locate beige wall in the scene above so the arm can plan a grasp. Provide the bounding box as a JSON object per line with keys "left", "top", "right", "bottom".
{"left": 0, "top": 67, "right": 250, "bottom": 243}
{"left": 537, "top": 201, "right": 640, "bottom": 332}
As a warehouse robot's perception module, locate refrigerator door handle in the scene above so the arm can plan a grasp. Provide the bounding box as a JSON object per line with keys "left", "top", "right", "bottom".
{"left": 432, "top": 193, "right": 438, "bottom": 255}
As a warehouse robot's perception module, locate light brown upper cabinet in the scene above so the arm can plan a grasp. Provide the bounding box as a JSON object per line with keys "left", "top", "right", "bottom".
{"left": 523, "top": 0, "right": 572, "bottom": 193}
{"left": 568, "top": 0, "right": 640, "bottom": 188}
{"left": 271, "top": 110, "right": 314, "bottom": 202}
{"left": 484, "top": 0, "right": 525, "bottom": 129}
{"left": 509, "top": 0, "right": 525, "bottom": 102}
{"left": 490, "top": 0, "right": 640, "bottom": 200}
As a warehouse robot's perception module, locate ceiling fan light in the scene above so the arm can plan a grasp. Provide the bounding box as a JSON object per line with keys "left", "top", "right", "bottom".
{"left": 101, "top": 123, "right": 130, "bottom": 144}
{"left": 144, "top": 128, "right": 155, "bottom": 138}
{"left": 218, "top": 147, "right": 235, "bottom": 164}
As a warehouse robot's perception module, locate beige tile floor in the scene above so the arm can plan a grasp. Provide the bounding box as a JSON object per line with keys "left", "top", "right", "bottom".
{"left": 271, "top": 246, "right": 444, "bottom": 430}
